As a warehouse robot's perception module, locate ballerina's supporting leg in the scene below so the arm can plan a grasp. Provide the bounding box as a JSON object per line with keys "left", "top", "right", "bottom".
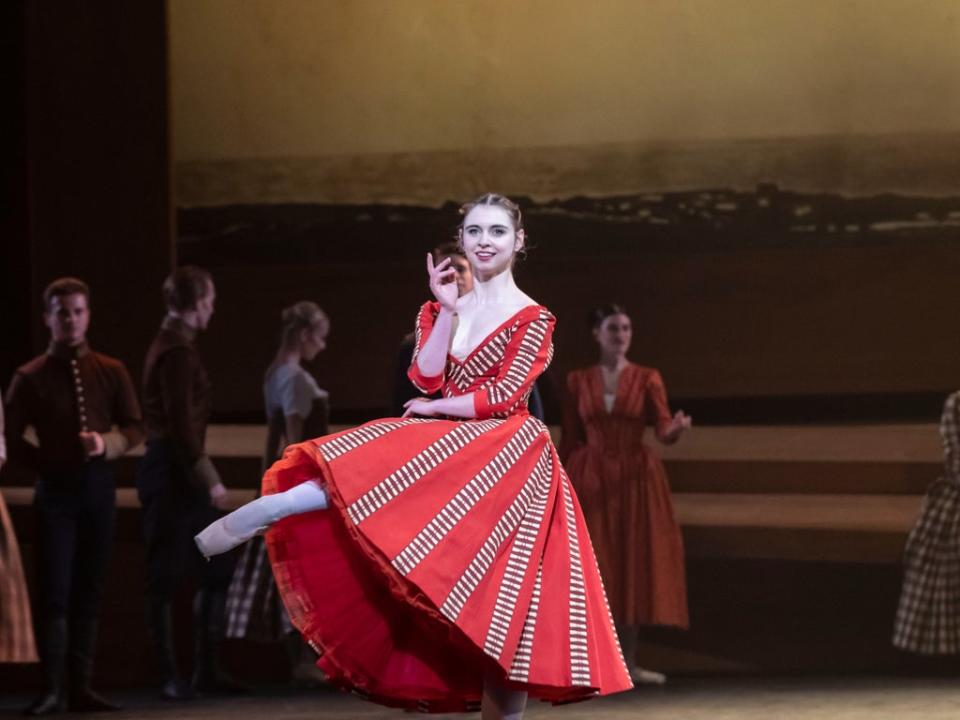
{"left": 481, "top": 674, "right": 527, "bottom": 720}
{"left": 195, "top": 480, "right": 329, "bottom": 558}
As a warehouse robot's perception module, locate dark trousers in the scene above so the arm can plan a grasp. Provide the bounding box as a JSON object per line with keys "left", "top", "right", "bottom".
{"left": 136, "top": 440, "right": 233, "bottom": 602}
{"left": 136, "top": 440, "right": 235, "bottom": 684}
{"left": 34, "top": 459, "right": 116, "bottom": 688}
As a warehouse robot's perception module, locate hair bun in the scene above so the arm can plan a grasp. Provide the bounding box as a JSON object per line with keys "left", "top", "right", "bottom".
{"left": 589, "top": 302, "right": 628, "bottom": 329}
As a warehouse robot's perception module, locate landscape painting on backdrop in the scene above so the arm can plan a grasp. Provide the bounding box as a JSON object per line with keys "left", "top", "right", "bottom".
{"left": 169, "top": 0, "right": 960, "bottom": 420}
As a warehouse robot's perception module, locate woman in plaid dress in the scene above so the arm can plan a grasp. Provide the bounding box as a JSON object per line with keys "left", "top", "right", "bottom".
{"left": 224, "top": 302, "right": 330, "bottom": 684}
{"left": 893, "top": 391, "right": 960, "bottom": 653}
{"left": 0, "top": 390, "right": 39, "bottom": 664}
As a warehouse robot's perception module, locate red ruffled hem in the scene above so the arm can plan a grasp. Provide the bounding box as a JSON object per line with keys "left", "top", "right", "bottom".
{"left": 263, "top": 442, "right": 603, "bottom": 713}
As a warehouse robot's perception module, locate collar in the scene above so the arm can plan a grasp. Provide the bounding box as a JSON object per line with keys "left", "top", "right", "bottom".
{"left": 47, "top": 341, "right": 90, "bottom": 360}
{"left": 161, "top": 315, "right": 198, "bottom": 343}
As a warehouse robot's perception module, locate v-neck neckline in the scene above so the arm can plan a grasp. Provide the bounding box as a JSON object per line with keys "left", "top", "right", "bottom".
{"left": 595, "top": 362, "right": 632, "bottom": 415}
{"left": 448, "top": 304, "right": 542, "bottom": 365}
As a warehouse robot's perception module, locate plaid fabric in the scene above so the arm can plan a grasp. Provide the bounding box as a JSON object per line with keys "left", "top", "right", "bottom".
{"left": 893, "top": 391, "right": 960, "bottom": 654}
{"left": 225, "top": 535, "right": 291, "bottom": 641}
{"left": 0, "top": 493, "right": 38, "bottom": 663}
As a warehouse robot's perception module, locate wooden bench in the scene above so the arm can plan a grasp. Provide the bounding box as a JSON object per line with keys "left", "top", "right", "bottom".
{"left": 1, "top": 422, "right": 942, "bottom": 683}
{"left": 4, "top": 422, "right": 937, "bottom": 562}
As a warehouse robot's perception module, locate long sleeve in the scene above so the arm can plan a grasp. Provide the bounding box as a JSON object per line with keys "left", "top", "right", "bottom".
{"left": 644, "top": 370, "right": 675, "bottom": 443}
{"left": 392, "top": 334, "right": 419, "bottom": 415}
{"left": 102, "top": 362, "right": 145, "bottom": 460}
{"left": 407, "top": 302, "right": 445, "bottom": 395}
{"left": 559, "top": 371, "right": 587, "bottom": 463}
{"left": 157, "top": 345, "right": 205, "bottom": 465}
{"left": 3, "top": 373, "right": 42, "bottom": 471}
{"left": 472, "top": 310, "right": 555, "bottom": 420}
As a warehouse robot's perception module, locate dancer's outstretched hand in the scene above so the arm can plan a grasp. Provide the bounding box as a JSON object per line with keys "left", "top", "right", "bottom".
{"left": 209, "top": 482, "right": 232, "bottom": 511}
{"left": 427, "top": 254, "right": 459, "bottom": 312}
{"left": 665, "top": 410, "right": 692, "bottom": 441}
{"left": 403, "top": 397, "right": 442, "bottom": 418}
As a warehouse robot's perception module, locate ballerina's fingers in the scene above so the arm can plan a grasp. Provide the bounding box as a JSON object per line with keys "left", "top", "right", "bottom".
{"left": 426, "top": 253, "right": 451, "bottom": 278}
{"left": 403, "top": 397, "right": 427, "bottom": 418}
{"left": 434, "top": 268, "right": 457, "bottom": 285}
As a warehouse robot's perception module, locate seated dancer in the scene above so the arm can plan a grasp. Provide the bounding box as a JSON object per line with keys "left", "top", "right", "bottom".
{"left": 225, "top": 301, "right": 330, "bottom": 686}
{"left": 894, "top": 391, "right": 960, "bottom": 654}
{"left": 560, "top": 303, "right": 692, "bottom": 685}
{"left": 196, "top": 193, "right": 632, "bottom": 719}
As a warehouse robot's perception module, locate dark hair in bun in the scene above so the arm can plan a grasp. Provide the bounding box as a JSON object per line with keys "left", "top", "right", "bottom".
{"left": 589, "top": 302, "right": 628, "bottom": 329}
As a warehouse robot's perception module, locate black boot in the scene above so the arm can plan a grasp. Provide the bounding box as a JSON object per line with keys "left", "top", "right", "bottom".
{"left": 23, "top": 616, "right": 67, "bottom": 716}
{"left": 67, "top": 618, "right": 121, "bottom": 712}
{"left": 191, "top": 590, "right": 249, "bottom": 694}
{"left": 145, "top": 600, "right": 195, "bottom": 701}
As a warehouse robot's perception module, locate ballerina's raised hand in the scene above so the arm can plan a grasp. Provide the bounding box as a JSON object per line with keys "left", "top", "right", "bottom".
{"left": 402, "top": 253, "right": 460, "bottom": 419}
{"left": 427, "top": 253, "right": 459, "bottom": 311}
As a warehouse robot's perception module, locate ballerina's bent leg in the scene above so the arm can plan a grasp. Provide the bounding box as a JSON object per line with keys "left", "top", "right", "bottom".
{"left": 195, "top": 480, "right": 328, "bottom": 557}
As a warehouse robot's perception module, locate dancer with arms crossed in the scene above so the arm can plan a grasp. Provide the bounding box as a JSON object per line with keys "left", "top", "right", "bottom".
{"left": 197, "top": 194, "right": 631, "bottom": 718}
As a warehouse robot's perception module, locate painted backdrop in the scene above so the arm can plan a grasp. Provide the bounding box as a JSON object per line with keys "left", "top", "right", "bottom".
{"left": 169, "top": 0, "right": 960, "bottom": 420}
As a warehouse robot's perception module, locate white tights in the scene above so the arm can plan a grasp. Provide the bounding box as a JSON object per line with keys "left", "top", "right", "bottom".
{"left": 223, "top": 480, "right": 329, "bottom": 537}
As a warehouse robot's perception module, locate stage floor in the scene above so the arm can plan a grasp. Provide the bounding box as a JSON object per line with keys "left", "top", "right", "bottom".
{"left": 2, "top": 678, "right": 958, "bottom": 719}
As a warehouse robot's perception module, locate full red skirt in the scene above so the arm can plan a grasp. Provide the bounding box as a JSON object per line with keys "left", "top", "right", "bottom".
{"left": 263, "top": 415, "right": 632, "bottom": 712}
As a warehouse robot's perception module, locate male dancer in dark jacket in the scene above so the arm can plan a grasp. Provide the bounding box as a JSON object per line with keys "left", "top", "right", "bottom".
{"left": 137, "top": 265, "right": 240, "bottom": 699}
{"left": 5, "top": 277, "right": 144, "bottom": 715}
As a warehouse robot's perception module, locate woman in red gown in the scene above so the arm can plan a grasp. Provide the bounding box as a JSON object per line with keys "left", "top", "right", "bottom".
{"left": 196, "top": 194, "right": 631, "bottom": 718}
{"left": 560, "top": 304, "right": 691, "bottom": 684}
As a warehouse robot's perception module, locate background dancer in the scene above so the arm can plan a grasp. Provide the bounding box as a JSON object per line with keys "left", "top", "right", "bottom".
{"left": 5, "top": 278, "right": 144, "bottom": 714}
{"left": 225, "top": 301, "right": 330, "bottom": 686}
{"left": 137, "top": 266, "right": 242, "bottom": 700}
{"left": 196, "top": 193, "right": 632, "bottom": 718}
{"left": 894, "top": 391, "right": 960, "bottom": 654}
{"left": 392, "top": 242, "right": 474, "bottom": 417}
{"left": 561, "top": 303, "right": 691, "bottom": 684}
{"left": 0, "top": 390, "right": 38, "bottom": 666}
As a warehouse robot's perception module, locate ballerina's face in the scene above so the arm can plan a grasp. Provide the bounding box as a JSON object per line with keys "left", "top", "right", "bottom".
{"left": 460, "top": 205, "right": 525, "bottom": 279}
{"left": 594, "top": 313, "right": 632, "bottom": 358}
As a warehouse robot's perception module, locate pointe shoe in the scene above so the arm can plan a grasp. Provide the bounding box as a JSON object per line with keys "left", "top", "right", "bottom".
{"left": 630, "top": 666, "right": 666, "bottom": 685}
{"left": 194, "top": 518, "right": 265, "bottom": 558}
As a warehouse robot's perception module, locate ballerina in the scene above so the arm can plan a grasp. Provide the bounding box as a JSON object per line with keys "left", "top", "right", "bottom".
{"left": 196, "top": 193, "right": 632, "bottom": 718}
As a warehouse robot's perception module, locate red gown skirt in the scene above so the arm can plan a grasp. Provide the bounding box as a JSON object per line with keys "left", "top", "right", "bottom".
{"left": 263, "top": 414, "right": 632, "bottom": 712}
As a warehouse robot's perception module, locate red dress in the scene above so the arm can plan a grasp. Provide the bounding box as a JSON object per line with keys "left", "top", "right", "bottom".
{"left": 263, "top": 303, "right": 632, "bottom": 712}
{"left": 561, "top": 364, "right": 689, "bottom": 629}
